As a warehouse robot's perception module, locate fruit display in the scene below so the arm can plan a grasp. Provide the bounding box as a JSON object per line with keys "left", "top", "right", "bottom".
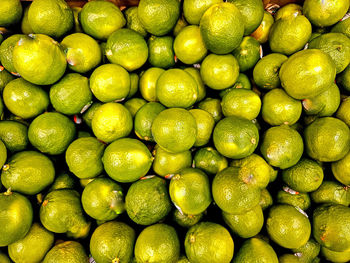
{"left": 1, "top": 0, "right": 350, "bottom": 262}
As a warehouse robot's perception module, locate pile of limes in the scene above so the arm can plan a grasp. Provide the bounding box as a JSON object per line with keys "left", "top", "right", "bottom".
{"left": 0, "top": 0, "right": 350, "bottom": 262}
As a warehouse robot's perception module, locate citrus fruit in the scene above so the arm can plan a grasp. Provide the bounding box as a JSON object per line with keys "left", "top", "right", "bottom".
{"left": 260, "top": 125, "right": 304, "bottom": 169}
{"left": 198, "top": 97, "right": 223, "bottom": 122}
{"left": 304, "top": 117, "right": 350, "bottom": 162}
{"left": 183, "top": 0, "right": 222, "bottom": 25}
{"left": 152, "top": 108, "right": 197, "bottom": 153}
{"left": 0, "top": 191, "right": 33, "bottom": 247}
{"left": 311, "top": 180, "right": 350, "bottom": 206}
{"left": 82, "top": 101, "right": 102, "bottom": 128}
{"left": 267, "top": 204, "right": 311, "bottom": 249}
{"left": 91, "top": 102, "right": 133, "bottom": 143}
{"left": 124, "top": 98, "right": 147, "bottom": 117}
{"left": 232, "top": 36, "right": 260, "bottom": 72}
{"left": 8, "top": 223, "right": 54, "bottom": 263}
{"left": 0, "top": 34, "right": 23, "bottom": 73}
{"left": 274, "top": 3, "right": 303, "bottom": 20}
{"left": 139, "top": 67, "right": 164, "bottom": 102}
{"left": 61, "top": 33, "right": 102, "bottom": 73}
{"left": 134, "top": 223, "right": 180, "bottom": 263}
{"left": 189, "top": 109, "right": 215, "bottom": 147}
{"left": 147, "top": 36, "right": 175, "bottom": 69}
{"left": 72, "top": 6, "right": 83, "bottom": 33}
{"left": 0, "top": 120, "right": 28, "bottom": 152}
{"left": 260, "top": 188, "right": 273, "bottom": 210}
{"left": 50, "top": 73, "right": 92, "bottom": 115}
{"left": 28, "top": 112, "right": 76, "bottom": 155}
{"left": 336, "top": 97, "right": 350, "bottom": 126}
{"left": 193, "top": 147, "right": 228, "bottom": 175}
{"left": 79, "top": 0, "right": 126, "bottom": 40}
{"left": 13, "top": 34, "right": 67, "bottom": 85}
{"left": 184, "top": 67, "right": 206, "bottom": 102}
{"left": 322, "top": 246, "right": 350, "bottom": 263}
{"left": 250, "top": 11, "right": 274, "bottom": 44}
{"left": 338, "top": 65, "right": 350, "bottom": 92}
{"left": 173, "top": 16, "right": 188, "bottom": 36}
{"left": 212, "top": 167, "right": 261, "bottom": 214}
{"left": 49, "top": 172, "right": 76, "bottom": 191}
{"left": 213, "top": 116, "right": 259, "bottom": 159}
{"left": 138, "top": 0, "right": 180, "bottom": 36}
{"left": 126, "top": 176, "right": 171, "bottom": 225}
{"left": 0, "top": 67, "right": 14, "bottom": 92}
{"left": 126, "top": 73, "right": 139, "bottom": 99}
{"left": 43, "top": 241, "right": 88, "bottom": 263}
{"left": 277, "top": 190, "right": 311, "bottom": 211}
{"left": 332, "top": 16, "right": 350, "bottom": 38}
{"left": 185, "top": 222, "right": 234, "bottom": 263}
{"left": 106, "top": 28, "right": 148, "bottom": 71}
{"left": 219, "top": 74, "right": 252, "bottom": 98}
{"left": 332, "top": 150, "right": 350, "bottom": 185}
{"left": 0, "top": 0, "right": 22, "bottom": 27}
{"left": 90, "top": 221, "right": 135, "bottom": 263}
{"left": 0, "top": 252, "right": 11, "bottom": 263}
{"left": 90, "top": 64, "right": 130, "bottom": 103}
{"left": 102, "top": 138, "right": 153, "bottom": 183}
{"left": 28, "top": 0, "right": 73, "bottom": 39}
{"left": 199, "top": 2, "right": 244, "bottom": 54}
{"left": 3, "top": 78, "right": 49, "bottom": 119}
{"left": 0, "top": 140, "right": 6, "bottom": 168}
{"left": 172, "top": 209, "right": 203, "bottom": 228}
{"left": 125, "top": 6, "right": 147, "bottom": 37}
{"left": 292, "top": 238, "right": 321, "bottom": 263}
{"left": 40, "top": 189, "right": 90, "bottom": 239}
{"left": 200, "top": 54, "right": 239, "bottom": 90}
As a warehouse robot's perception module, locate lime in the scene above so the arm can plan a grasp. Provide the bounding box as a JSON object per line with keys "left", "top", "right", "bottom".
{"left": 91, "top": 102, "right": 133, "bottom": 143}
{"left": 322, "top": 247, "right": 350, "bottom": 263}
{"left": 184, "top": 67, "right": 206, "bottom": 102}
{"left": 174, "top": 25, "right": 207, "bottom": 64}
{"left": 303, "top": 0, "right": 349, "bottom": 27}
{"left": 212, "top": 167, "right": 261, "bottom": 214}
{"left": 219, "top": 73, "right": 252, "bottom": 98}
{"left": 81, "top": 178, "right": 124, "bottom": 221}
{"left": 172, "top": 209, "right": 203, "bottom": 228}
{"left": 134, "top": 223, "right": 180, "bottom": 263}
{"left": 213, "top": 116, "right": 259, "bottom": 159}
{"left": 332, "top": 17, "right": 350, "bottom": 38}
{"left": 28, "top": 112, "right": 76, "bottom": 155}
{"left": 189, "top": 109, "right": 215, "bottom": 147}
{"left": 278, "top": 254, "right": 303, "bottom": 262}
{"left": 183, "top": 0, "right": 222, "bottom": 25}
{"left": 0, "top": 67, "right": 14, "bottom": 93}
{"left": 0, "top": 34, "right": 23, "bottom": 73}
{"left": 152, "top": 145, "right": 192, "bottom": 177}
{"left": 0, "top": 252, "right": 11, "bottom": 263}
{"left": 336, "top": 97, "right": 350, "bottom": 126}
{"left": 125, "top": 6, "right": 147, "bottom": 37}
{"left": 262, "top": 88, "right": 302, "bottom": 126}
{"left": 304, "top": 117, "right": 350, "bottom": 162}
{"left": 49, "top": 172, "right": 76, "bottom": 191}
{"left": 82, "top": 102, "right": 102, "bottom": 128}
{"left": 277, "top": 190, "right": 311, "bottom": 211}
{"left": 61, "top": 33, "right": 102, "bottom": 73}
{"left": 13, "top": 34, "right": 67, "bottom": 85}
{"left": 106, "top": 28, "right": 148, "bottom": 71}
{"left": 102, "top": 138, "right": 153, "bottom": 183}
{"left": 200, "top": 54, "right": 239, "bottom": 90}
{"left": 260, "top": 125, "right": 304, "bottom": 169}
{"left": 0, "top": 140, "right": 6, "bottom": 168}
{"left": 232, "top": 36, "right": 260, "bottom": 72}
{"left": 274, "top": 3, "right": 303, "bottom": 20}
{"left": 1, "top": 151, "right": 55, "bottom": 195}
{"left": 0, "top": 191, "right": 33, "bottom": 247}
{"left": 43, "top": 241, "right": 88, "bottom": 263}
{"left": 50, "top": 73, "right": 92, "bottom": 115}
{"left": 311, "top": 180, "right": 350, "bottom": 206}
{"left": 79, "top": 0, "right": 125, "bottom": 40}
{"left": 152, "top": 108, "right": 197, "bottom": 153}
{"left": 156, "top": 68, "right": 198, "bottom": 108}
{"left": 0, "top": 0, "right": 22, "bottom": 27}
{"left": 8, "top": 223, "right": 54, "bottom": 263}
{"left": 0, "top": 120, "right": 28, "bottom": 152}
{"left": 185, "top": 222, "right": 234, "bottom": 263}
{"left": 198, "top": 99, "right": 222, "bottom": 124}
{"left": 72, "top": 7, "right": 83, "bottom": 33}
{"left": 127, "top": 73, "right": 140, "bottom": 99}
{"left": 267, "top": 204, "right": 311, "bottom": 249}
{"left": 259, "top": 188, "right": 273, "bottom": 210}
{"left": 126, "top": 176, "right": 171, "bottom": 225}
{"left": 193, "top": 147, "right": 228, "bottom": 175}
{"left": 173, "top": 15, "right": 188, "bottom": 36}
{"left": 139, "top": 67, "right": 164, "bottom": 102}
{"left": 40, "top": 189, "right": 90, "bottom": 239}
{"left": 338, "top": 65, "right": 350, "bottom": 92}
{"left": 223, "top": 204, "right": 264, "bottom": 238}
{"left": 134, "top": 102, "right": 166, "bottom": 141}
{"left": 251, "top": 11, "right": 274, "bottom": 44}
{"left": 124, "top": 98, "right": 147, "bottom": 117}
{"left": 253, "top": 53, "right": 288, "bottom": 89}
{"left": 138, "top": 0, "right": 180, "bottom": 36}
{"left": 3, "top": 78, "right": 49, "bottom": 119}
{"left": 200, "top": 2, "right": 244, "bottom": 54}
{"left": 148, "top": 36, "right": 175, "bottom": 69}
{"left": 28, "top": 0, "right": 73, "bottom": 39}
{"left": 292, "top": 239, "right": 321, "bottom": 263}
{"left": 332, "top": 151, "right": 350, "bottom": 185}
{"left": 90, "top": 221, "right": 135, "bottom": 263}
{"left": 21, "top": 5, "right": 34, "bottom": 35}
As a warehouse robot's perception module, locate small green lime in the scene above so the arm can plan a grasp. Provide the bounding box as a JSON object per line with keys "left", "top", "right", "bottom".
{"left": 82, "top": 102, "right": 102, "bottom": 128}
{"left": 193, "top": 147, "right": 228, "bottom": 175}
{"left": 292, "top": 238, "right": 321, "bottom": 263}
{"left": 124, "top": 98, "right": 147, "bottom": 117}
{"left": 148, "top": 36, "right": 175, "bottom": 69}
{"left": 173, "top": 209, "right": 203, "bottom": 228}
{"left": 251, "top": 11, "right": 274, "bottom": 44}
{"left": 139, "top": 67, "right": 164, "bottom": 102}
{"left": 43, "top": 241, "right": 88, "bottom": 263}
{"left": 0, "top": 67, "right": 14, "bottom": 93}
{"left": 0, "top": 120, "right": 28, "bottom": 152}
{"left": 189, "top": 109, "right": 215, "bottom": 147}
{"left": 125, "top": 6, "right": 147, "bottom": 37}
{"left": 198, "top": 97, "right": 223, "bottom": 122}
{"left": 232, "top": 36, "right": 260, "bottom": 71}
{"left": 336, "top": 97, "right": 350, "bottom": 126}
{"left": 0, "top": 0, "right": 22, "bottom": 27}
{"left": 277, "top": 190, "right": 311, "bottom": 211}
{"left": 259, "top": 188, "right": 273, "bottom": 210}
{"left": 0, "top": 34, "right": 23, "bottom": 73}
{"left": 183, "top": 0, "right": 222, "bottom": 25}
{"left": 184, "top": 67, "right": 206, "bottom": 102}
{"left": 311, "top": 181, "right": 350, "bottom": 206}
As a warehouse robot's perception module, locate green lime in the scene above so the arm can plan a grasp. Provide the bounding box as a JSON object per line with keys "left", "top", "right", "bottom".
{"left": 213, "top": 116, "right": 259, "bottom": 159}
{"left": 138, "top": 0, "right": 180, "bottom": 36}
{"left": 232, "top": 36, "right": 260, "bottom": 72}
{"left": 193, "top": 147, "right": 228, "bottom": 175}
{"left": 82, "top": 178, "right": 124, "bottom": 221}
{"left": 0, "top": 120, "right": 28, "bottom": 152}
{"left": 152, "top": 108, "right": 197, "bottom": 153}
{"left": 223, "top": 204, "right": 264, "bottom": 238}
{"left": 139, "top": 67, "right": 164, "bottom": 102}
{"left": 251, "top": 11, "right": 274, "bottom": 44}
{"left": 311, "top": 181, "right": 350, "bottom": 206}
{"left": 79, "top": 0, "right": 125, "bottom": 40}
{"left": 292, "top": 238, "right": 321, "bottom": 263}
{"left": 13, "top": 34, "right": 67, "bottom": 85}
{"left": 338, "top": 65, "right": 350, "bottom": 92}
{"left": 267, "top": 204, "right": 311, "bottom": 249}
{"left": 134, "top": 102, "right": 166, "bottom": 141}
{"left": 0, "top": 34, "right": 23, "bottom": 73}
{"left": 184, "top": 67, "right": 206, "bottom": 102}
{"left": 125, "top": 6, "right": 147, "bottom": 37}
{"left": 43, "top": 241, "right": 88, "bottom": 263}
{"left": 262, "top": 88, "right": 302, "bottom": 126}
{"left": 0, "top": 140, "right": 6, "bottom": 168}
{"left": 134, "top": 223, "right": 180, "bottom": 263}
{"left": 200, "top": 2, "right": 244, "bottom": 54}
{"left": 1, "top": 151, "right": 55, "bottom": 195}
{"left": 156, "top": 68, "right": 198, "bottom": 108}
{"left": 259, "top": 188, "right": 273, "bottom": 210}
{"left": 124, "top": 98, "right": 147, "bottom": 117}
{"left": 200, "top": 53, "right": 239, "bottom": 90}
{"left": 0, "top": 252, "right": 11, "bottom": 263}
{"left": 332, "top": 150, "right": 350, "bottom": 185}
{"left": 274, "top": 3, "right": 303, "bottom": 20}
{"left": 50, "top": 73, "right": 92, "bottom": 115}
{"left": 90, "top": 221, "right": 135, "bottom": 263}
{"left": 185, "top": 222, "right": 234, "bottom": 263}
{"left": 0, "top": 67, "right": 14, "bottom": 92}
{"left": 304, "top": 117, "right": 350, "bottom": 162}
{"left": 152, "top": 144, "right": 192, "bottom": 177}
{"left": 127, "top": 73, "right": 140, "bottom": 99}
{"left": 253, "top": 53, "right": 288, "bottom": 90}
{"left": 102, "top": 138, "right": 153, "bottom": 183}
{"left": 0, "top": 0, "right": 22, "bottom": 27}
{"left": 189, "top": 109, "right": 215, "bottom": 147}
{"left": 173, "top": 15, "right": 188, "bottom": 36}
{"left": 40, "top": 189, "right": 90, "bottom": 239}
{"left": 183, "top": 0, "right": 222, "bottom": 25}
{"left": 278, "top": 254, "right": 303, "bottom": 262}
{"left": 277, "top": 190, "right": 311, "bottom": 211}
{"left": 332, "top": 17, "right": 350, "bottom": 38}
{"left": 72, "top": 7, "right": 83, "bottom": 33}
{"left": 212, "top": 167, "right": 261, "bottom": 214}
{"left": 336, "top": 97, "right": 350, "bottom": 126}
{"left": 49, "top": 172, "right": 76, "bottom": 191}
{"left": 28, "top": 0, "right": 73, "bottom": 39}
{"left": 174, "top": 25, "right": 207, "bottom": 64}
{"left": 172, "top": 209, "right": 203, "bottom": 228}
{"left": 322, "top": 246, "right": 350, "bottom": 263}
{"left": 8, "top": 223, "right": 54, "bottom": 263}
{"left": 3, "top": 78, "right": 49, "bottom": 119}
{"left": 106, "top": 28, "right": 148, "bottom": 71}
{"left": 198, "top": 97, "right": 223, "bottom": 122}
{"left": 148, "top": 36, "right": 175, "bottom": 69}
{"left": 0, "top": 191, "right": 33, "bottom": 247}
{"left": 219, "top": 73, "right": 252, "bottom": 98}
{"left": 126, "top": 176, "right": 171, "bottom": 225}
{"left": 91, "top": 102, "right": 133, "bottom": 143}
{"left": 28, "top": 112, "right": 76, "bottom": 155}
{"left": 82, "top": 102, "right": 102, "bottom": 128}
{"left": 61, "top": 33, "right": 102, "bottom": 73}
